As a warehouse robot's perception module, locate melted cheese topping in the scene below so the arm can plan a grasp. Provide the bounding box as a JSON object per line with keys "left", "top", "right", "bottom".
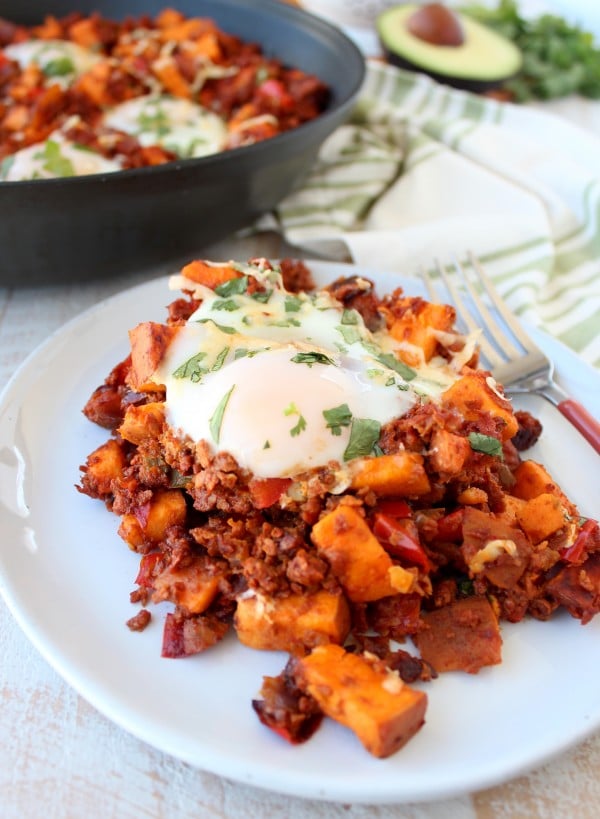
{"left": 151, "top": 262, "right": 465, "bottom": 479}
{"left": 468, "top": 539, "right": 518, "bottom": 574}
{"left": 0, "top": 133, "right": 122, "bottom": 181}
{"left": 4, "top": 39, "right": 101, "bottom": 86}
{"left": 103, "top": 95, "right": 227, "bottom": 159}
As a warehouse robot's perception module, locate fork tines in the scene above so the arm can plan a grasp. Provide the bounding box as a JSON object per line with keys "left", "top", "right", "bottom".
{"left": 422, "top": 253, "right": 538, "bottom": 375}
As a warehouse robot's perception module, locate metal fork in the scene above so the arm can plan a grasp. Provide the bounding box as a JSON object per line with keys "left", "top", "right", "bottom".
{"left": 422, "top": 252, "right": 600, "bottom": 454}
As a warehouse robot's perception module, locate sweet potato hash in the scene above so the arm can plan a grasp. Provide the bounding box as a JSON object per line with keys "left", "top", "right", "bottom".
{"left": 78, "top": 258, "right": 600, "bottom": 758}
{"left": 0, "top": 9, "right": 328, "bottom": 180}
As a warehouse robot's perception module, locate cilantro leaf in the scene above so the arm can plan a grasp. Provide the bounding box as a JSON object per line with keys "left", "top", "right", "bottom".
{"left": 468, "top": 432, "right": 504, "bottom": 460}
{"left": 290, "top": 351, "right": 335, "bottom": 367}
{"left": 215, "top": 276, "right": 248, "bottom": 297}
{"left": 373, "top": 351, "right": 417, "bottom": 382}
{"left": 34, "top": 140, "right": 75, "bottom": 178}
{"left": 285, "top": 295, "right": 303, "bottom": 313}
{"left": 284, "top": 402, "right": 307, "bottom": 437}
{"left": 341, "top": 309, "right": 359, "bottom": 325}
{"left": 196, "top": 318, "right": 236, "bottom": 334}
{"left": 212, "top": 298, "right": 239, "bottom": 312}
{"left": 323, "top": 404, "right": 353, "bottom": 436}
{"left": 209, "top": 385, "right": 235, "bottom": 443}
{"left": 43, "top": 56, "right": 75, "bottom": 77}
{"left": 211, "top": 346, "right": 230, "bottom": 372}
{"left": 250, "top": 289, "right": 272, "bottom": 304}
{"left": 173, "top": 351, "right": 208, "bottom": 382}
{"left": 343, "top": 418, "right": 381, "bottom": 461}
{"left": 337, "top": 324, "right": 362, "bottom": 345}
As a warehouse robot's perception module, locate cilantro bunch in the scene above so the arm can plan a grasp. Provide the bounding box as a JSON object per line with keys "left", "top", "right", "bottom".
{"left": 462, "top": 0, "right": 600, "bottom": 101}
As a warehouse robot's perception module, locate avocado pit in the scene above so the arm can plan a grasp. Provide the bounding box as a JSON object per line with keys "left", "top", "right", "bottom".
{"left": 406, "top": 3, "right": 464, "bottom": 47}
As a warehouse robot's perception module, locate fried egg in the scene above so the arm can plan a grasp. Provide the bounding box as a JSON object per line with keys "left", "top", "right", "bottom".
{"left": 153, "top": 262, "right": 459, "bottom": 478}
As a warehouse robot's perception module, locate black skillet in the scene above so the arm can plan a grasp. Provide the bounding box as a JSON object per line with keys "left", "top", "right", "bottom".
{"left": 0, "top": 0, "right": 365, "bottom": 285}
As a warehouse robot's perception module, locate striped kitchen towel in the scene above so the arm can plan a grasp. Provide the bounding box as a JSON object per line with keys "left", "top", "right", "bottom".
{"left": 269, "top": 60, "right": 600, "bottom": 369}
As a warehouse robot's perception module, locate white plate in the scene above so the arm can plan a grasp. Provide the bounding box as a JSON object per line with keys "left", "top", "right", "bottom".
{"left": 0, "top": 263, "right": 599, "bottom": 805}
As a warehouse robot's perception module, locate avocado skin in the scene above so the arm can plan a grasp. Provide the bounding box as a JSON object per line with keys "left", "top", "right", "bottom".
{"left": 377, "top": 4, "right": 523, "bottom": 93}
{"left": 381, "top": 48, "right": 517, "bottom": 93}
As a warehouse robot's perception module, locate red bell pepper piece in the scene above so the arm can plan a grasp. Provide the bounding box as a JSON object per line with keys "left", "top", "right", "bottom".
{"left": 561, "top": 518, "right": 599, "bottom": 564}
{"left": 249, "top": 477, "right": 292, "bottom": 509}
{"left": 435, "top": 509, "right": 464, "bottom": 542}
{"left": 256, "top": 78, "right": 295, "bottom": 112}
{"left": 374, "top": 499, "right": 412, "bottom": 519}
{"left": 372, "top": 513, "right": 430, "bottom": 572}
{"left": 161, "top": 613, "right": 186, "bottom": 658}
{"left": 134, "top": 552, "right": 163, "bottom": 588}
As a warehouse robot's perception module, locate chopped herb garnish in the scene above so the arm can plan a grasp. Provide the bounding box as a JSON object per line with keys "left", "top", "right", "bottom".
{"left": 43, "top": 56, "right": 75, "bottom": 77}
{"left": 284, "top": 402, "right": 307, "bottom": 437}
{"left": 234, "top": 346, "right": 269, "bottom": 359}
{"left": 173, "top": 351, "right": 208, "bottom": 382}
{"left": 209, "top": 385, "right": 235, "bottom": 443}
{"left": 269, "top": 318, "right": 301, "bottom": 328}
{"left": 341, "top": 309, "right": 359, "bottom": 325}
{"left": 0, "top": 155, "right": 14, "bottom": 180}
{"left": 212, "top": 298, "right": 239, "bottom": 312}
{"left": 137, "top": 105, "right": 170, "bottom": 137}
{"left": 285, "top": 295, "right": 303, "bottom": 313}
{"left": 215, "top": 276, "right": 248, "bottom": 297}
{"left": 337, "top": 325, "right": 362, "bottom": 345}
{"left": 196, "top": 318, "right": 236, "bottom": 334}
{"left": 468, "top": 432, "right": 504, "bottom": 460}
{"left": 250, "top": 289, "right": 272, "bottom": 304}
{"left": 373, "top": 351, "right": 417, "bottom": 382}
{"left": 343, "top": 418, "right": 381, "bottom": 461}
{"left": 211, "top": 346, "right": 230, "bottom": 372}
{"left": 323, "top": 403, "right": 353, "bottom": 436}
{"left": 170, "top": 469, "right": 192, "bottom": 488}
{"left": 290, "top": 351, "right": 335, "bottom": 367}
{"left": 34, "top": 140, "right": 75, "bottom": 178}
{"left": 457, "top": 577, "right": 474, "bottom": 597}
{"left": 263, "top": 440, "right": 271, "bottom": 449}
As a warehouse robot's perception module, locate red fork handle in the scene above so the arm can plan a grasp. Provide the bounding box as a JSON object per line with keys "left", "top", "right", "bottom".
{"left": 558, "top": 399, "right": 600, "bottom": 454}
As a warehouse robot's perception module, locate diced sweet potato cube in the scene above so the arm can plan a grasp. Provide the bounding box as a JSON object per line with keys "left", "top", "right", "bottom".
{"left": 81, "top": 439, "right": 127, "bottom": 496}
{"left": 350, "top": 453, "right": 431, "bottom": 497}
{"left": 311, "top": 505, "right": 409, "bottom": 601}
{"left": 428, "top": 428, "right": 471, "bottom": 475}
{"left": 118, "top": 402, "right": 165, "bottom": 445}
{"left": 68, "top": 18, "right": 103, "bottom": 47}
{"left": 155, "top": 8, "right": 184, "bottom": 27}
{"left": 235, "top": 590, "right": 350, "bottom": 652}
{"left": 441, "top": 370, "right": 518, "bottom": 441}
{"left": 128, "top": 322, "right": 180, "bottom": 390}
{"left": 152, "top": 59, "right": 191, "bottom": 98}
{"left": 118, "top": 514, "right": 144, "bottom": 550}
{"left": 516, "top": 493, "right": 569, "bottom": 543}
{"left": 294, "top": 644, "right": 427, "bottom": 758}
{"left": 153, "top": 557, "right": 222, "bottom": 614}
{"left": 457, "top": 487, "right": 488, "bottom": 506}
{"left": 413, "top": 597, "right": 502, "bottom": 674}
{"left": 179, "top": 260, "right": 242, "bottom": 290}
{"left": 135, "top": 489, "right": 187, "bottom": 542}
{"left": 388, "top": 298, "right": 455, "bottom": 365}
{"left": 512, "top": 460, "right": 567, "bottom": 501}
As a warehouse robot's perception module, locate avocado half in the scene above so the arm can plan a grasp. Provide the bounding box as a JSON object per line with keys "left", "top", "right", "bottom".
{"left": 377, "top": 4, "right": 523, "bottom": 93}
